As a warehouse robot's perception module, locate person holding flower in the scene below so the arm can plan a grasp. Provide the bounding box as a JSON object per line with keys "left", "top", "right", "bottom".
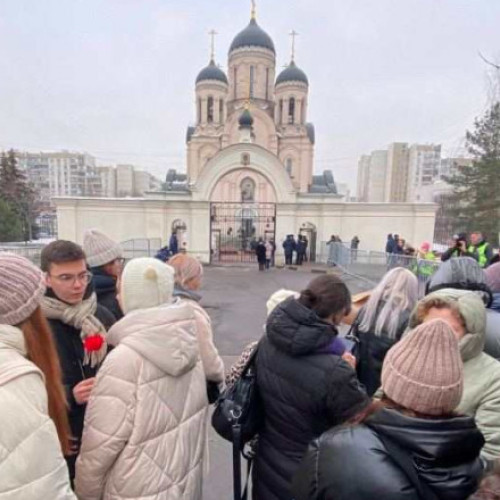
{"left": 40, "top": 240, "right": 116, "bottom": 484}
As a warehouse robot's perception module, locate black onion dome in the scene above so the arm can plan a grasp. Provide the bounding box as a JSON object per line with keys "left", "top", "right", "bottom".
{"left": 276, "top": 61, "right": 309, "bottom": 86}
{"left": 239, "top": 108, "right": 254, "bottom": 127}
{"left": 230, "top": 18, "right": 275, "bottom": 54}
{"left": 196, "top": 59, "right": 228, "bottom": 85}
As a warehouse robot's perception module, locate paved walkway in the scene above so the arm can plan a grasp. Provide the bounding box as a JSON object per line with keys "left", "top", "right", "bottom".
{"left": 200, "top": 265, "right": 371, "bottom": 499}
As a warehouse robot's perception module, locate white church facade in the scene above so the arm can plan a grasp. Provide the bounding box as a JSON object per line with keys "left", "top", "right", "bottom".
{"left": 55, "top": 8, "right": 436, "bottom": 263}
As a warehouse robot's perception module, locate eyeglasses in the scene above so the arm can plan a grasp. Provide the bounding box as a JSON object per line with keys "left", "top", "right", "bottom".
{"left": 49, "top": 271, "right": 93, "bottom": 286}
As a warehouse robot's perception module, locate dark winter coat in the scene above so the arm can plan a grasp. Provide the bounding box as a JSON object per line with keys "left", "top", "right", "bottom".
{"left": 253, "top": 297, "right": 369, "bottom": 500}
{"left": 256, "top": 243, "right": 267, "bottom": 264}
{"left": 297, "top": 239, "right": 307, "bottom": 254}
{"left": 385, "top": 237, "right": 396, "bottom": 253}
{"left": 169, "top": 234, "right": 178, "bottom": 254}
{"left": 282, "top": 238, "right": 296, "bottom": 255}
{"left": 353, "top": 306, "right": 410, "bottom": 396}
{"left": 293, "top": 407, "right": 484, "bottom": 500}
{"left": 91, "top": 267, "right": 124, "bottom": 321}
{"left": 46, "top": 288, "right": 116, "bottom": 480}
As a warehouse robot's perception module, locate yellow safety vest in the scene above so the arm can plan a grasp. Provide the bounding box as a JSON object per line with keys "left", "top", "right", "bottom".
{"left": 468, "top": 242, "right": 490, "bottom": 268}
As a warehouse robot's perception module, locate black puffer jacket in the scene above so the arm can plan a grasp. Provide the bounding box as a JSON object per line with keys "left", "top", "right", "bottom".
{"left": 354, "top": 306, "right": 410, "bottom": 396}
{"left": 91, "top": 267, "right": 123, "bottom": 320}
{"left": 47, "top": 288, "right": 116, "bottom": 481}
{"left": 253, "top": 297, "right": 369, "bottom": 500}
{"left": 293, "top": 407, "right": 484, "bottom": 500}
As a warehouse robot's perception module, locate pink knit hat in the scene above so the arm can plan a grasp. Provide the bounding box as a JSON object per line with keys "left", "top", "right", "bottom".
{"left": 381, "top": 319, "right": 463, "bottom": 416}
{"left": 0, "top": 253, "right": 46, "bottom": 325}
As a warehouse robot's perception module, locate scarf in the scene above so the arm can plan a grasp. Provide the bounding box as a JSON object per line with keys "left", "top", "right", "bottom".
{"left": 42, "top": 293, "right": 107, "bottom": 368}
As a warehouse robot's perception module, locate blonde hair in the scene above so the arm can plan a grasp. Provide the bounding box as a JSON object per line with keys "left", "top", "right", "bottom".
{"left": 358, "top": 267, "right": 418, "bottom": 339}
{"left": 168, "top": 254, "right": 203, "bottom": 289}
{"left": 414, "top": 297, "right": 465, "bottom": 330}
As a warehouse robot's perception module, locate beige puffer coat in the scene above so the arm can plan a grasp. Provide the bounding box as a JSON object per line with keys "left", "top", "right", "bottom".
{"left": 410, "top": 289, "right": 500, "bottom": 460}
{"left": 75, "top": 300, "right": 209, "bottom": 500}
{"left": 0, "top": 325, "right": 75, "bottom": 500}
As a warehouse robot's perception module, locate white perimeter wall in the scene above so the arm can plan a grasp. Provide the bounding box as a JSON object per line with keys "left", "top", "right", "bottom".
{"left": 55, "top": 196, "right": 436, "bottom": 263}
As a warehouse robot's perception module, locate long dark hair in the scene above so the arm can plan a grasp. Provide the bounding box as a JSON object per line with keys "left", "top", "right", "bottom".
{"left": 299, "top": 275, "right": 351, "bottom": 319}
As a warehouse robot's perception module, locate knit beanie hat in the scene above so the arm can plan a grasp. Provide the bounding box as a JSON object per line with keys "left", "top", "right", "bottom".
{"left": 485, "top": 262, "right": 500, "bottom": 293}
{"left": 83, "top": 229, "right": 122, "bottom": 268}
{"left": 0, "top": 253, "right": 46, "bottom": 325}
{"left": 266, "top": 289, "right": 299, "bottom": 317}
{"left": 381, "top": 319, "right": 463, "bottom": 416}
{"left": 120, "top": 258, "right": 174, "bottom": 314}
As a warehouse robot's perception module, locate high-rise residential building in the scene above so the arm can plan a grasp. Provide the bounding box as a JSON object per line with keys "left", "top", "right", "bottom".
{"left": 97, "top": 164, "right": 163, "bottom": 197}
{"left": 384, "top": 143, "right": 409, "bottom": 202}
{"left": 367, "top": 150, "right": 388, "bottom": 202}
{"left": 116, "top": 164, "right": 135, "bottom": 197}
{"left": 406, "top": 144, "right": 441, "bottom": 202}
{"left": 438, "top": 157, "right": 473, "bottom": 180}
{"left": 356, "top": 155, "right": 370, "bottom": 202}
{"left": 16, "top": 151, "right": 102, "bottom": 205}
{"left": 356, "top": 150, "right": 388, "bottom": 202}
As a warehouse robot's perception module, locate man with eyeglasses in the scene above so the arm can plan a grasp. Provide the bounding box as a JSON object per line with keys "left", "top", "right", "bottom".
{"left": 83, "top": 229, "right": 125, "bottom": 320}
{"left": 40, "top": 240, "right": 116, "bottom": 486}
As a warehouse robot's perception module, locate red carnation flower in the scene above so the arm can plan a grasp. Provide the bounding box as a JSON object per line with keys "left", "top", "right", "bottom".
{"left": 84, "top": 334, "right": 104, "bottom": 352}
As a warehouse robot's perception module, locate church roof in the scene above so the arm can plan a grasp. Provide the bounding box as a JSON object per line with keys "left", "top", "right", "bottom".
{"left": 276, "top": 61, "right": 309, "bottom": 86}
{"left": 230, "top": 18, "right": 275, "bottom": 54}
{"left": 195, "top": 59, "right": 228, "bottom": 85}
{"left": 309, "top": 170, "right": 338, "bottom": 194}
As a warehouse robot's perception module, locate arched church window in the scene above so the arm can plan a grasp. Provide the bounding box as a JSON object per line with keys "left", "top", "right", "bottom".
{"left": 279, "top": 99, "right": 283, "bottom": 124}
{"left": 240, "top": 177, "right": 256, "bottom": 202}
{"left": 207, "top": 96, "right": 214, "bottom": 123}
{"left": 288, "top": 97, "right": 295, "bottom": 124}
{"left": 197, "top": 98, "right": 202, "bottom": 124}
{"left": 219, "top": 98, "right": 224, "bottom": 123}
{"left": 250, "top": 66, "right": 255, "bottom": 98}
{"left": 286, "top": 158, "right": 293, "bottom": 176}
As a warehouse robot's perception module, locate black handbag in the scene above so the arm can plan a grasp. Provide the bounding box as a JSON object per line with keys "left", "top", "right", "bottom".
{"left": 212, "top": 342, "right": 263, "bottom": 500}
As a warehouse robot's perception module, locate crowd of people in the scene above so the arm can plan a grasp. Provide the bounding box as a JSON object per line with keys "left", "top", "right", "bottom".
{"left": 1, "top": 227, "right": 500, "bottom": 499}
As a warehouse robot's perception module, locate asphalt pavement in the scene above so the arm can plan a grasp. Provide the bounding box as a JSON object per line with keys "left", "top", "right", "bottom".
{"left": 200, "top": 265, "right": 370, "bottom": 500}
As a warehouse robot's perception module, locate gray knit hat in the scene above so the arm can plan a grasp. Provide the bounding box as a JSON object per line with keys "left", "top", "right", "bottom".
{"left": 83, "top": 229, "right": 122, "bottom": 268}
{"left": 0, "top": 253, "right": 46, "bottom": 325}
{"left": 381, "top": 319, "right": 463, "bottom": 416}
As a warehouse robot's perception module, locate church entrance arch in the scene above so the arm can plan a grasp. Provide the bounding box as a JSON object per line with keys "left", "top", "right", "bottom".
{"left": 210, "top": 202, "right": 276, "bottom": 264}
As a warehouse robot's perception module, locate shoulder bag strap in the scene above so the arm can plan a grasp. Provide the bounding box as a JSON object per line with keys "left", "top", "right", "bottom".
{"left": 378, "top": 433, "right": 439, "bottom": 500}
{"left": 232, "top": 423, "right": 242, "bottom": 500}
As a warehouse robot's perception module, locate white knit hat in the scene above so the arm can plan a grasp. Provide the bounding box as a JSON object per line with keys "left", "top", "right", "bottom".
{"left": 83, "top": 229, "right": 122, "bottom": 268}
{"left": 120, "top": 258, "right": 175, "bottom": 314}
{"left": 266, "top": 289, "right": 299, "bottom": 317}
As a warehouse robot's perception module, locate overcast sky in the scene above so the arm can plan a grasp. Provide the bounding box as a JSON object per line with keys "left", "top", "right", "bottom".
{"left": 0, "top": 0, "right": 498, "bottom": 190}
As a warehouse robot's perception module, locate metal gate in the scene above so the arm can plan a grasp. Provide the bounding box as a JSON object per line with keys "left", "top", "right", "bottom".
{"left": 210, "top": 202, "right": 276, "bottom": 264}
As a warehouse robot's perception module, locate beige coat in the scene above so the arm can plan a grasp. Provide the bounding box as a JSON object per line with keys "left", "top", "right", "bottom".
{"left": 185, "top": 298, "right": 224, "bottom": 383}
{"left": 75, "top": 300, "right": 209, "bottom": 500}
{"left": 0, "top": 325, "right": 75, "bottom": 500}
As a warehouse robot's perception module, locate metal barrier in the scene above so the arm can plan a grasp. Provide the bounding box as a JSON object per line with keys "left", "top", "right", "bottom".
{"left": 0, "top": 245, "right": 44, "bottom": 266}
{"left": 319, "top": 242, "right": 441, "bottom": 296}
{"left": 121, "top": 238, "right": 163, "bottom": 259}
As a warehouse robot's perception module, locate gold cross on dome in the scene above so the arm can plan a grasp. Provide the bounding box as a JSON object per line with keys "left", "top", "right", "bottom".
{"left": 208, "top": 29, "right": 218, "bottom": 60}
{"left": 289, "top": 30, "right": 299, "bottom": 61}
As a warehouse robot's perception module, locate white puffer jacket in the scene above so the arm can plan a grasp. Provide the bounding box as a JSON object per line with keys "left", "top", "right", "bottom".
{"left": 0, "top": 325, "right": 75, "bottom": 500}
{"left": 75, "top": 300, "right": 209, "bottom": 500}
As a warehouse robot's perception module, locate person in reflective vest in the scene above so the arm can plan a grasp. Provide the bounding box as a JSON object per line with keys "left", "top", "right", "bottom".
{"left": 416, "top": 242, "right": 436, "bottom": 278}
{"left": 468, "top": 232, "right": 493, "bottom": 268}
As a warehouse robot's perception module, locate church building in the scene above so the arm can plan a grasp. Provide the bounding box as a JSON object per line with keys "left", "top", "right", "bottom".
{"left": 55, "top": 6, "right": 436, "bottom": 263}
